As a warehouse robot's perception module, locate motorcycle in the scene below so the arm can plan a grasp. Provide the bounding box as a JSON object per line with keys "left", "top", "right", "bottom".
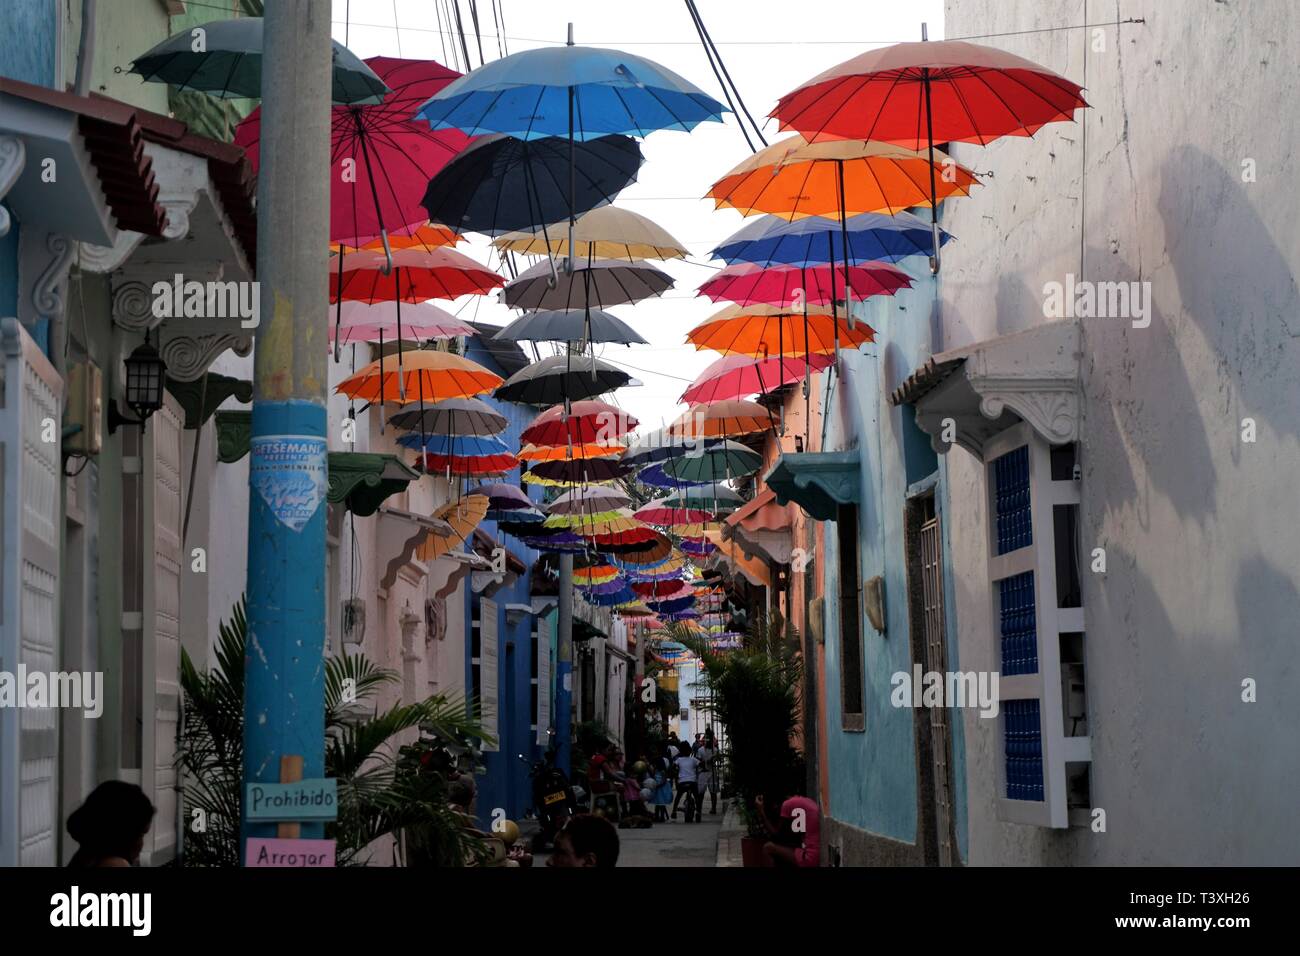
{"left": 522, "top": 743, "right": 580, "bottom": 852}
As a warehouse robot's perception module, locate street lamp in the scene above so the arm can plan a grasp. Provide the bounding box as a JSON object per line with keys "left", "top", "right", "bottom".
{"left": 108, "top": 333, "right": 168, "bottom": 434}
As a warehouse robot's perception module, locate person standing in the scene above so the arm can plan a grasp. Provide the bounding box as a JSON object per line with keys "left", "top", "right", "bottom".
{"left": 671, "top": 741, "right": 701, "bottom": 822}
{"left": 696, "top": 737, "right": 719, "bottom": 815}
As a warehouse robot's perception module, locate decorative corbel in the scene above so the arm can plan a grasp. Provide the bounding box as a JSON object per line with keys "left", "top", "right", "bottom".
{"left": 0, "top": 135, "right": 26, "bottom": 239}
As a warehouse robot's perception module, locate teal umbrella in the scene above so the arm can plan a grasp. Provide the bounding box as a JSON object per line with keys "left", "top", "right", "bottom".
{"left": 130, "top": 18, "right": 389, "bottom": 104}
{"left": 661, "top": 441, "right": 762, "bottom": 483}
{"left": 664, "top": 483, "right": 743, "bottom": 513}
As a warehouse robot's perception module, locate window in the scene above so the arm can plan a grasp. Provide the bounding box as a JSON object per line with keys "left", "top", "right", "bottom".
{"left": 836, "top": 503, "right": 864, "bottom": 730}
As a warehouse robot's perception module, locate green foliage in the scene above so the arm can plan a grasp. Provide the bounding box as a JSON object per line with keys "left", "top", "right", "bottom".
{"left": 178, "top": 598, "right": 493, "bottom": 866}
{"left": 676, "top": 613, "right": 804, "bottom": 837}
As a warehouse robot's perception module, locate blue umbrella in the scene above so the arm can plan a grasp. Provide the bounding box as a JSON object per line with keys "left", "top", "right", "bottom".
{"left": 395, "top": 433, "right": 512, "bottom": 455}
{"left": 710, "top": 211, "right": 953, "bottom": 267}
{"left": 414, "top": 42, "right": 726, "bottom": 141}
{"left": 636, "top": 463, "right": 709, "bottom": 489}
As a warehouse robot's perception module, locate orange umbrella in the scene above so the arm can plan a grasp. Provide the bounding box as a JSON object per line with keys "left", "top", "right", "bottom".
{"left": 418, "top": 494, "right": 489, "bottom": 561}
{"left": 336, "top": 350, "right": 502, "bottom": 405}
{"left": 687, "top": 303, "right": 875, "bottom": 356}
{"left": 517, "top": 441, "right": 626, "bottom": 462}
{"left": 707, "top": 135, "right": 978, "bottom": 219}
{"left": 669, "top": 399, "right": 771, "bottom": 438}
{"left": 332, "top": 222, "right": 460, "bottom": 253}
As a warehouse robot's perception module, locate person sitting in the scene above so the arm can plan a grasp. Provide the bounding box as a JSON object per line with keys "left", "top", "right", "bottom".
{"left": 547, "top": 813, "right": 620, "bottom": 868}
{"left": 756, "top": 789, "right": 821, "bottom": 868}
{"left": 66, "top": 781, "right": 156, "bottom": 868}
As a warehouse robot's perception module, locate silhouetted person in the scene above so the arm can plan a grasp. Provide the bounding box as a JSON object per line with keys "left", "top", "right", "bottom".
{"left": 547, "top": 813, "right": 620, "bottom": 867}
{"left": 66, "top": 781, "right": 155, "bottom": 868}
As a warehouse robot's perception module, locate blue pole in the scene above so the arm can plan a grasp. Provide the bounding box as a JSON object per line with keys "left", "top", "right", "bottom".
{"left": 555, "top": 553, "right": 574, "bottom": 775}
{"left": 240, "top": 0, "right": 333, "bottom": 859}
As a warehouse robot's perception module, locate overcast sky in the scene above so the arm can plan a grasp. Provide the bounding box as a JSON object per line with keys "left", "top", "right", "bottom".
{"left": 330, "top": 0, "right": 945, "bottom": 430}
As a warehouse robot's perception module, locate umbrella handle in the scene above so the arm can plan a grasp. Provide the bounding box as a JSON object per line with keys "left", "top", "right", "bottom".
{"left": 547, "top": 254, "right": 559, "bottom": 289}
{"left": 380, "top": 229, "right": 394, "bottom": 276}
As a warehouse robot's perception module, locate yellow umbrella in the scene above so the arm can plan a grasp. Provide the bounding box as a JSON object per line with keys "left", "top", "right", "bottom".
{"left": 491, "top": 205, "right": 688, "bottom": 261}
{"left": 418, "top": 494, "right": 489, "bottom": 561}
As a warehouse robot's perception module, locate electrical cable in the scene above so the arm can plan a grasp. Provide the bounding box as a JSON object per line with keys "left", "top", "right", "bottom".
{"left": 682, "top": 0, "right": 754, "bottom": 153}
{"left": 687, "top": 0, "right": 768, "bottom": 147}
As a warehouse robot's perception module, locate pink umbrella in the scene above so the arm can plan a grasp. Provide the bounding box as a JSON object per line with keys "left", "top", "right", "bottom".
{"left": 682, "top": 352, "right": 834, "bottom": 404}
{"left": 634, "top": 504, "right": 714, "bottom": 527}
{"left": 697, "top": 260, "right": 911, "bottom": 307}
{"left": 328, "top": 299, "right": 475, "bottom": 347}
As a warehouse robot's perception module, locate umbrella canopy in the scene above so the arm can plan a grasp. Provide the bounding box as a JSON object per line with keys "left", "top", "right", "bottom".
{"left": 421, "top": 133, "right": 642, "bottom": 236}
{"left": 635, "top": 462, "right": 709, "bottom": 489}
{"left": 698, "top": 260, "right": 911, "bottom": 307}
{"left": 130, "top": 17, "right": 389, "bottom": 104}
{"left": 473, "top": 482, "right": 537, "bottom": 510}
{"left": 490, "top": 507, "right": 545, "bottom": 525}
{"left": 235, "top": 56, "right": 470, "bottom": 248}
{"left": 622, "top": 428, "right": 722, "bottom": 467}
{"left": 521, "top": 400, "right": 637, "bottom": 446}
{"left": 634, "top": 504, "right": 714, "bottom": 527}
{"left": 330, "top": 248, "right": 504, "bottom": 303}
{"left": 332, "top": 223, "right": 461, "bottom": 253}
{"left": 420, "top": 450, "right": 517, "bottom": 476}
{"left": 494, "top": 309, "right": 647, "bottom": 346}
{"left": 711, "top": 211, "right": 951, "bottom": 267}
{"left": 388, "top": 397, "right": 508, "bottom": 436}
{"left": 327, "top": 299, "right": 475, "bottom": 346}
{"left": 517, "top": 441, "right": 625, "bottom": 462}
{"left": 544, "top": 509, "right": 642, "bottom": 533}
{"left": 772, "top": 40, "right": 1089, "bottom": 149}
{"left": 682, "top": 353, "right": 835, "bottom": 404}
{"left": 574, "top": 565, "right": 621, "bottom": 586}
{"left": 396, "top": 433, "right": 512, "bottom": 456}
{"left": 550, "top": 486, "right": 633, "bottom": 515}
{"left": 417, "top": 495, "right": 490, "bottom": 561}
{"left": 491, "top": 206, "right": 688, "bottom": 261}
{"left": 494, "top": 354, "right": 633, "bottom": 404}
{"left": 687, "top": 303, "right": 876, "bottom": 357}
{"left": 523, "top": 457, "right": 635, "bottom": 486}
{"left": 708, "top": 135, "right": 978, "bottom": 219}
{"left": 661, "top": 440, "right": 763, "bottom": 482}
{"left": 680, "top": 536, "right": 717, "bottom": 557}
{"left": 664, "top": 483, "right": 744, "bottom": 510}
{"left": 669, "top": 400, "right": 771, "bottom": 438}
{"left": 527, "top": 531, "right": 588, "bottom": 553}
{"left": 336, "top": 350, "right": 502, "bottom": 404}
{"left": 500, "top": 259, "right": 673, "bottom": 311}
{"left": 413, "top": 43, "right": 726, "bottom": 140}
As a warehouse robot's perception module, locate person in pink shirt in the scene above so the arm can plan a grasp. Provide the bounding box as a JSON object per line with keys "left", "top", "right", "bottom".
{"left": 756, "top": 789, "right": 820, "bottom": 867}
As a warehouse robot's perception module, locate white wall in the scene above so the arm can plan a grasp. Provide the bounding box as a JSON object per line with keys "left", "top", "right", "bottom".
{"left": 941, "top": 0, "right": 1300, "bottom": 864}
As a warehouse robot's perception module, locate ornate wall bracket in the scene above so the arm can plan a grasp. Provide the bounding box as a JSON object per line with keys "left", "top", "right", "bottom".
{"left": 0, "top": 135, "right": 25, "bottom": 238}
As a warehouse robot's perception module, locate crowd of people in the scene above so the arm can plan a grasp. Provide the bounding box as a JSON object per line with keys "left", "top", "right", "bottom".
{"left": 587, "top": 727, "right": 721, "bottom": 826}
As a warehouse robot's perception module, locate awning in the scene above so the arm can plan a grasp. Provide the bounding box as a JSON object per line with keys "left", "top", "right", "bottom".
{"left": 890, "top": 320, "right": 1082, "bottom": 457}
{"left": 328, "top": 452, "right": 422, "bottom": 517}
{"left": 165, "top": 373, "right": 251, "bottom": 430}
{"left": 723, "top": 488, "right": 796, "bottom": 564}
{"left": 765, "top": 450, "right": 862, "bottom": 522}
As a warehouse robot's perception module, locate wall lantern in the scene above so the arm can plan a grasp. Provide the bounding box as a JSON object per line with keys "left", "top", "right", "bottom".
{"left": 108, "top": 333, "right": 168, "bottom": 434}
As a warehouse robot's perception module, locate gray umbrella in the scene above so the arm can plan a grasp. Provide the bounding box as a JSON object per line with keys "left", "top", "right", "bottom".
{"left": 494, "top": 309, "right": 647, "bottom": 345}
{"left": 130, "top": 18, "right": 389, "bottom": 104}
{"left": 494, "top": 354, "right": 633, "bottom": 404}
{"left": 499, "top": 259, "right": 673, "bottom": 312}
{"left": 387, "top": 397, "right": 508, "bottom": 436}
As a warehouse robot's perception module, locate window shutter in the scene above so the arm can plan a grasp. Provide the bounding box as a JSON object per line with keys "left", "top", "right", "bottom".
{"left": 479, "top": 598, "right": 498, "bottom": 751}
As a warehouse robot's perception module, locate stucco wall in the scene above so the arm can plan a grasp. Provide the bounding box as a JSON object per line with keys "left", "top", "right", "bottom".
{"left": 941, "top": 0, "right": 1300, "bottom": 864}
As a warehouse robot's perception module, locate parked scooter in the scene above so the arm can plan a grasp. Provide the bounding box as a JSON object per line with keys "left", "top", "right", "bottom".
{"left": 522, "top": 742, "right": 580, "bottom": 851}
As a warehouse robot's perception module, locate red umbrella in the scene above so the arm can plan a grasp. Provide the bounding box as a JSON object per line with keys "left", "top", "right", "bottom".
{"left": 697, "top": 261, "right": 910, "bottom": 308}
{"left": 421, "top": 451, "right": 517, "bottom": 476}
{"left": 682, "top": 352, "right": 834, "bottom": 405}
{"left": 631, "top": 579, "right": 692, "bottom": 599}
{"left": 330, "top": 248, "right": 503, "bottom": 303}
{"left": 772, "top": 36, "right": 1088, "bottom": 272}
{"left": 634, "top": 504, "right": 714, "bottom": 527}
{"left": 235, "top": 56, "right": 473, "bottom": 249}
{"left": 522, "top": 400, "right": 637, "bottom": 447}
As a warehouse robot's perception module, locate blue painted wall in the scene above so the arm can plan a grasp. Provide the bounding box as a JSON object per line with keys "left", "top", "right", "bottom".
{"left": 818, "top": 259, "right": 969, "bottom": 858}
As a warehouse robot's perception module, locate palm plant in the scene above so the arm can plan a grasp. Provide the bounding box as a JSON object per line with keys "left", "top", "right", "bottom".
{"left": 179, "top": 598, "right": 493, "bottom": 866}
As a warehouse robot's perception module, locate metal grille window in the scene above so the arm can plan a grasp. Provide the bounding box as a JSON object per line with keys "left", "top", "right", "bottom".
{"left": 994, "top": 445, "right": 1032, "bottom": 555}
{"left": 1004, "top": 700, "right": 1044, "bottom": 801}
{"left": 999, "top": 571, "right": 1038, "bottom": 675}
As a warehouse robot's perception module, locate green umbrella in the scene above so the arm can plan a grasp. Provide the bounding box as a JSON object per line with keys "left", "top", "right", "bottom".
{"left": 130, "top": 18, "right": 389, "bottom": 105}
{"left": 664, "top": 482, "right": 743, "bottom": 513}
{"left": 661, "top": 440, "right": 762, "bottom": 483}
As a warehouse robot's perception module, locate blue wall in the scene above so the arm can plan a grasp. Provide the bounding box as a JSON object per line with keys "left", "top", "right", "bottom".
{"left": 819, "top": 260, "right": 968, "bottom": 858}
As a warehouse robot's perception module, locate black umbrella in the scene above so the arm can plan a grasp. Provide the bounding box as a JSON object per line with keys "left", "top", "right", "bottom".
{"left": 526, "top": 458, "right": 635, "bottom": 485}
{"left": 130, "top": 17, "right": 389, "bottom": 104}
{"left": 500, "top": 258, "right": 672, "bottom": 311}
{"left": 494, "top": 309, "right": 647, "bottom": 345}
{"left": 494, "top": 354, "right": 632, "bottom": 404}
{"left": 420, "top": 133, "right": 642, "bottom": 237}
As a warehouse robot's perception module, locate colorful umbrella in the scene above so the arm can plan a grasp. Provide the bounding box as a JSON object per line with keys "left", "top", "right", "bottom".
{"left": 633, "top": 504, "right": 714, "bottom": 527}
{"left": 698, "top": 260, "right": 911, "bottom": 308}
{"left": 522, "top": 400, "right": 637, "bottom": 447}
{"left": 682, "top": 353, "right": 834, "bottom": 404}
{"left": 336, "top": 350, "right": 502, "bottom": 404}
{"left": 517, "top": 441, "right": 625, "bottom": 462}
{"left": 327, "top": 300, "right": 474, "bottom": 347}
{"left": 467, "top": 483, "right": 535, "bottom": 512}
{"left": 524, "top": 457, "right": 635, "bottom": 486}
{"left": 494, "top": 310, "right": 647, "bottom": 347}
{"left": 574, "top": 565, "right": 621, "bottom": 586}
{"left": 549, "top": 486, "right": 633, "bottom": 515}
{"left": 501, "top": 259, "right": 673, "bottom": 312}
{"left": 491, "top": 205, "right": 688, "bottom": 261}
{"left": 664, "top": 483, "right": 744, "bottom": 511}
{"left": 669, "top": 400, "right": 771, "bottom": 439}
{"left": 388, "top": 397, "right": 507, "bottom": 436}
{"left": 686, "top": 303, "right": 876, "bottom": 357}
{"left": 420, "top": 450, "right": 517, "bottom": 477}
{"left": 711, "top": 210, "right": 951, "bottom": 267}
{"left": 330, "top": 248, "right": 504, "bottom": 303}
{"left": 417, "top": 495, "right": 490, "bottom": 561}
{"left": 661, "top": 440, "right": 763, "bottom": 483}
{"left": 635, "top": 463, "right": 709, "bottom": 489}
{"left": 495, "top": 354, "right": 633, "bottom": 405}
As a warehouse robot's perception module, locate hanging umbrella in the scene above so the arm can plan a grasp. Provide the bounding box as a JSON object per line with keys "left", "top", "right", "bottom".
{"left": 495, "top": 354, "right": 633, "bottom": 404}
{"left": 682, "top": 353, "right": 834, "bottom": 405}
{"left": 517, "top": 441, "right": 625, "bottom": 463}
{"left": 332, "top": 223, "right": 461, "bottom": 254}
{"left": 491, "top": 507, "right": 545, "bottom": 525}
{"left": 772, "top": 37, "right": 1086, "bottom": 272}
{"left": 388, "top": 397, "right": 507, "bottom": 436}
{"left": 336, "top": 350, "right": 502, "bottom": 404}
{"left": 522, "top": 400, "right": 636, "bottom": 446}
{"left": 330, "top": 248, "right": 504, "bottom": 303}
{"left": 235, "top": 57, "right": 470, "bottom": 251}
{"left": 549, "top": 486, "right": 633, "bottom": 515}
{"left": 527, "top": 531, "right": 588, "bottom": 554}
{"left": 130, "top": 17, "right": 389, "bottom": 104}
{"left": 501, "top": 259, "right": 673, "bottom": 312}
{"left": 574, "top": 565, "right": 621, "bottom": 586}
{"left": 589, "top": 529, "right": 672, "bottom": 560}
{"left": 398, "top": 433, "right": 513, "bottom": 456}
{"left": 417, "top": 495, "right": 490, "bottom": 561}
{"left": 622, "top": 428, "right": 722, "bottom": 467}
{"left": 328, "top": 300, "right": 475, "bottom": 347}
{"left": 698, "top": 260, "right": 911, "bottom": 307}
{"left": 632, "top": 579, "right": 692, "bottom": 600}
{"left": 543, "top": 510, "right": 642, "bottom": 534}
{"left": 634, "top": 504, "right": 714, "bottom": 527}
{"left": 491, "top": 205, "right": 689, "bottom": 261}
{"left": 661, "top": 440, "right": 763, "bottom": 482}
{"left": 680, "top": 536, "right": 717, "bottom": 557}
{"left": 711, "top": 211, "right": 951, "bottom": 267}
{"left": 469, "top": 483, "right": 536, "bottom": 512}
{"left": 495, "top": 310, "right": 647, "bottom": 346}
{"left": 664, "top": 483, "right": 744, "bottom": 511}
{"left": 686, "top": 303, "right": 876, "bottom": 357}
{"left": 421, "top": 133, "right": 642, "bottom": 237}
{"left": 523, "top": 457, "right": 635, "bottom": 487}
{"left": 420, "top": 450, "right": 517, "bottom": 477}
{"left": 669, "top": 400, "right": 771, "bottom": 439}
{"left": 635, "top": 462, "right": 709, "bottom": 490}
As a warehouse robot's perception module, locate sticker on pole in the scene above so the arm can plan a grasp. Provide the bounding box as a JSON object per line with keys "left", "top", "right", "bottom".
{"left": 249, "top": 435, "right": 328, "bottom": 531}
